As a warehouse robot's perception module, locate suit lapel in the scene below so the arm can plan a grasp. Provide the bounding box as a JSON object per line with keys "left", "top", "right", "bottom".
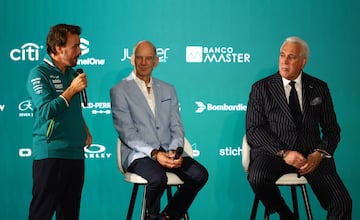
{"left": 153, "top": 80, "right": 162, "bottom": 119}
{"left": 301, "top": 73, "right": 313, "bottom": 120}
{"left": 268, "top": 73, "right": 294, "bottom": 122}
{"left": 127, "top": 76, "right": 155, "bottom": 120}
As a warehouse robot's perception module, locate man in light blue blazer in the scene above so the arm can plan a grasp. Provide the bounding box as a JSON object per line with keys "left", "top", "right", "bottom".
{"left": 110, "top": 40, "right": 208, "bottom": 220}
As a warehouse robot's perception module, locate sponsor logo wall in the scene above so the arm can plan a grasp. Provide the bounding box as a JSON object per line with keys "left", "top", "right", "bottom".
{"left": 1, "top": 1, "right": 360, "bottom": 220}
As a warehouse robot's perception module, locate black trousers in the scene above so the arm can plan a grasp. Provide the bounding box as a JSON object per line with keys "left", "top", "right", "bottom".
{"left": 247, "top": 153, "right": 352, "bottom": 220}
{"left": 28, "top": 158, "right": 85, "bottom": 220}
{"left": 128, "top": 156, "right": 208, "bottom": 220}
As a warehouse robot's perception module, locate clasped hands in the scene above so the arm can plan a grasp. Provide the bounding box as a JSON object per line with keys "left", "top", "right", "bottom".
{"left": 156, "top": 150, "right": 183, "bottom": 169}
{"left": 283, "top": 150, "right": 322, "bottom": 175}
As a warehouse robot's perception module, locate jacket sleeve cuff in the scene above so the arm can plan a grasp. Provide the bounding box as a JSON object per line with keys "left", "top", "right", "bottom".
{"left": 59, "top": 95, "right": 69, "bottom": 107}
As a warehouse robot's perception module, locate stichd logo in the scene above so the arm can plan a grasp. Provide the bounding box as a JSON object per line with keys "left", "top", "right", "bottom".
{"left": 10, "top": 43, "right": 43, "bottom": 61}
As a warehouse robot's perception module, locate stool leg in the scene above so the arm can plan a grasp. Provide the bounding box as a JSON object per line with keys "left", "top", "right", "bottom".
{"left": 264, "top": 209, "right": 269, "bottom": 220}
{"left": 250, "top": 197, "right": 259, "bottom": 220}
{"left": 300, "top": 185, "right": 313, "bottom": 220}
{"left": 141, "top": 185, "right": 147, "bottom": 220}
{"left": 166, "top": 186, "right": 173, "bottom": 202}
{"left": 290, "top": 186, "right": 299, "bottom": 219}
{"left": 127, "top": 184, "right": 139, "bottom": 220}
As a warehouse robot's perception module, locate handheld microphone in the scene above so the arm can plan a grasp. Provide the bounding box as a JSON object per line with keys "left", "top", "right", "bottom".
{"left": 75, "top": 68, "right": 88, "bottom": 106}
{"left": 174, "top": 147, "right": 183, "bottom": 160}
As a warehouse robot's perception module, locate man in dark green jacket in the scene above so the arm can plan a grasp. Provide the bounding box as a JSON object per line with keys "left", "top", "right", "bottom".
{"left": 26, "top": 24, "right": 92, "bottom": 220}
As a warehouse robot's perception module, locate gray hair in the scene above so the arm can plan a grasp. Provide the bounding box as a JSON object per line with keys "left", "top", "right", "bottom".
{"left": 280, "top": 36, "right": 310, "bottom": 59}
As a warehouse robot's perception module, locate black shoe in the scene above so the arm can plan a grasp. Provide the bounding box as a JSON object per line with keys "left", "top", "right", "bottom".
{"left": 280, "top": 213, "right": 298, "bottom": 220}
{"left": 160, "top": 212, "right": 171, "bottom": 220}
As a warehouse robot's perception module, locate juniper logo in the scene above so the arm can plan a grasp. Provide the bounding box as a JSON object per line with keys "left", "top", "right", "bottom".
{"left": 80, "top": 38, "right": 90, "bottom": 55}
{"left": 195, "top": 101, "right": 247, "bottom": 113}
{"left": 121, "top": 47, "right": 170, "bottom": 63}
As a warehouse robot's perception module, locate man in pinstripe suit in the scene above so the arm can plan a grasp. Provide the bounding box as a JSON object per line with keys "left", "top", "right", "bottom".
{"left": 246, "top": 36, "right": 352, "bottom": 219}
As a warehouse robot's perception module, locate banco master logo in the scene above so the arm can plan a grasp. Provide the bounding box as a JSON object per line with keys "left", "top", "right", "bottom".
{"left": 186, "top": 46, "right": 251, "bottom": 63}
{"left": 10, "top": 43, "right": 43, "bottom": 61}
{"left": 195, "top": 101, "right": 247, "bottom": 113}
{"left": 77, "top": 37, "right": 106, "bottom": 66}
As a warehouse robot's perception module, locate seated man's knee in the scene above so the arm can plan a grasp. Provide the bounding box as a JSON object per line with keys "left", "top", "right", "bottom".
{"left": 148, "top": 172, "right": 167, "bottom": 188}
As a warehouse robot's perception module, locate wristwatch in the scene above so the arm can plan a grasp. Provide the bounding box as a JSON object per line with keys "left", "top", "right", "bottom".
{"left": 315, "top": 149, "right": 332, "bottom": 159}
{"left": 151, "top": 150, "right": 159, "bottom": 161}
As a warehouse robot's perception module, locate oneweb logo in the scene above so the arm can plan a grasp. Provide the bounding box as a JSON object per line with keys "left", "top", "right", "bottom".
{"left": 10, "top": 43, "right": 43, "bottom": 61}
{"left": 80, "top": 38, "right": 90, "bottom": 55}
{"left": 195, "top": 101, "right": 247, "bottom": 113}
{"left": 186, "top": 46, "right": 250, "bottom": 63}
{"left": 77, "top": 37, "right": 105, "bottom": 66}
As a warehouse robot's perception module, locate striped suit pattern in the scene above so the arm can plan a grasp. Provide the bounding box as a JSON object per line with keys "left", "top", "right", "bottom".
{"left": 246, "top": 72, "right": 352, "bottom": 219}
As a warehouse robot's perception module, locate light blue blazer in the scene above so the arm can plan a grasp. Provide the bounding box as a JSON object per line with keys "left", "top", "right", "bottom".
{"left": 110, "top": 73, "right": 185, "bottom": 170}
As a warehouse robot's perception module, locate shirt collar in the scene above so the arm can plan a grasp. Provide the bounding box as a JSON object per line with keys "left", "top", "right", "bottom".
{"left": 282, "top": 71, "right": 302, "bottom": 87}
{"left": 132, "top": 71, "right": 153, "bottom": 88}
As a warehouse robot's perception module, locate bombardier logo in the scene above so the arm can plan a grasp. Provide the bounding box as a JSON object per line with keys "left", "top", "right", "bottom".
{"left": 195, "top": 101, "right": 247, "bottom": 113}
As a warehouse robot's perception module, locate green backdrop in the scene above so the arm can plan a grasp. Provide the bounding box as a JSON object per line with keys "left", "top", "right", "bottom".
{"left": 1, "top": 0, "right": 360, "bottom": 219}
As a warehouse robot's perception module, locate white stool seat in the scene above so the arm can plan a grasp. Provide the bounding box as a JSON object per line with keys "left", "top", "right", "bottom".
{"left": 276, "top": 173, "right": 308, "bottom": 185}
{"left": 124, "top": 172, "right": 184, "bottom": 185}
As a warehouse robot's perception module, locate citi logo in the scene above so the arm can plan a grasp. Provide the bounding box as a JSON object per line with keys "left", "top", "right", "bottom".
{"left": 10, "top": 43, "right": 43, "bottom": 61}
{"left": 195, "top": 101, "right": 247, "bottom": 113}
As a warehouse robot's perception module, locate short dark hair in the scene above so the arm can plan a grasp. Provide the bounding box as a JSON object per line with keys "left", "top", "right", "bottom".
{"left": 46, "top": 24, "right": 81, "bottom": 55}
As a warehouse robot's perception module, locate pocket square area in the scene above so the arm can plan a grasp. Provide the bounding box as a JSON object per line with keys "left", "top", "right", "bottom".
{"left": 310, "top": 97, "right": 322, "bottom": 106}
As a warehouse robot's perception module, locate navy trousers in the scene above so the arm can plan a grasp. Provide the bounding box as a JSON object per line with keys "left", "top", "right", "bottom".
{"left": 28, "top": 158, "right": 85, "bottom": 220}
{"left": 128, "top": 156, "right": 208, "bottom": 220}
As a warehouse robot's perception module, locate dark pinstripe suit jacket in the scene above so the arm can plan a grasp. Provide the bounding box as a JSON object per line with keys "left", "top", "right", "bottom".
{"left": 246, "top": 72, "right": 340, "bottom": 160}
